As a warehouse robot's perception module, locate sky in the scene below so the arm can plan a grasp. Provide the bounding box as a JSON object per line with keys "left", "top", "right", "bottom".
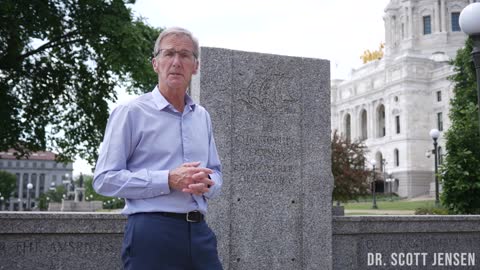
{"left": 73, "top": 0, "right": 391, "bottom": 176}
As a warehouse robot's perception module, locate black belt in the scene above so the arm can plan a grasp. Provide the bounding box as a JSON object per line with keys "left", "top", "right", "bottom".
{"left": 156, "top": 211, "right": 204, "bottom": 223}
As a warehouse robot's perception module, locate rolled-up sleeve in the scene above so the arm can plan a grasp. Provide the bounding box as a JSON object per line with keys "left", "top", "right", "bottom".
{"left": 93, "top": 105, "right": 170, "bottom": 199}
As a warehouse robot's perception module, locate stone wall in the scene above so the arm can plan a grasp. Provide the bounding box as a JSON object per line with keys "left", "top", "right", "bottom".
{"left": 1, "top": 213, "right": 480, "bottom": 270}
{"left": 333, "top": 216, "right": 480, "bottom": 270}
{"left": 0, "top": 212, "right": 125, "bottom": 270}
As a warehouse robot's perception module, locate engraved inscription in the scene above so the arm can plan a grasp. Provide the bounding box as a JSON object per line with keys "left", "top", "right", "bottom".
{"left": 0, "top": 240, "right": 116, "bottom": 256}
{"left": 233, "top": 134, "right": 300, "bottom": 184}
{"left": 237, "top": 71, "right": 300, "bottom": 115}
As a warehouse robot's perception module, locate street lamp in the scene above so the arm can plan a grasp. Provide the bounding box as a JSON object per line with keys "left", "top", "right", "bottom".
{"left": 429, "top": 128, "right": 440, "bottom": 207}
{"left": 26, "top": 182, "right": 33, "bottom": 211}
{"left": 0, "top": 196, "right": 4, "bottom": 211}
{"left": 460, "top": 3, "right": 480, "bottom": 136}
{"left": 49, "top": 181, "right": 56, "bottom": 191}
{"left": 370, "top": 159, "right": 378, "bottom": 209}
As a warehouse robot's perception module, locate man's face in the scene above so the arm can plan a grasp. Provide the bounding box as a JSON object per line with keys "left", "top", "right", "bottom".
{"left": 152, "top": 34, "right": 198, "bottom": 92}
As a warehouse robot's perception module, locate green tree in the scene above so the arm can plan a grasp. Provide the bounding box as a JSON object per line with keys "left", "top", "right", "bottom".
{"left": 0, "top": 170, "right": 17, "bottom": 199}
{"left": 38, "top": 185, "right": 66, "bottom": 210}
{"left": 45, "top": 185, "right": 67, "bottom": 203}
{"left": 84, "top": 175, "right": 125, "bottom": 209}
{"left": 441, "top": 38, "right": 480, "bottom": 214}
{"left": 0, "top": 0, "right": 160, "bottom": 164}
{"left": 331, "top": 130, "right": 371, "bottom": 203}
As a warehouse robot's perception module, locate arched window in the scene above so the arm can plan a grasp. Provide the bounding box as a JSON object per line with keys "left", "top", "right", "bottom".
{"left": 360, "top": 109, "right": 368, "bottom": 140}
{"left": 395, "top": 115, "right": 400, "bottom": 134}
{"left": 375, "top": 152, "right": 384, "bottom": 172}
{"left": 394, "top": 149, "right": 399, "bottom": 167}
{"left": 377, "top": 104, "right": 386, "bottom": 137}
{"left": 344, "top": 114, "right": 351, "bottom": 141}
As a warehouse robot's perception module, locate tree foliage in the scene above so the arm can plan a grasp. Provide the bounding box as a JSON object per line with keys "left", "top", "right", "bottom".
{"left": 37, "top": 185, "right": 66, "bottom": 210}
{"left": 0, "top": 0, "right": 160, "bottom": 165}
{"left": 84, "top": 175, "right": 125, "bottom": 209}
{"left": 331, "top": 130, "right": 371, "bottom": 203}
{"left": 440, "top": 38, "right": 480, "bottom": 214}
{"left": 0, "top": 170, "right": 17, "bottom": 199}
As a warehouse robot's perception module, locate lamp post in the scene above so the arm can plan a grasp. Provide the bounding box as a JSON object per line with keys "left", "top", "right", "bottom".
{"left": 429, "top": 128, "right": 440, "bottom": 207}
{"left": 26, "top": 182, "right": 33, "bottom": 211}
{"left": 460, "top": 3, "right": 480, "bottom": 135}
{"left": 0, "top": 196, "right": 4, "bottom": 211}
{"left": 371, "top": 159, "right": 378, "bottom": 209}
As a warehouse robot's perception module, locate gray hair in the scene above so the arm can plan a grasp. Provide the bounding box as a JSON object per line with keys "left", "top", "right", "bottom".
{"left": 153, "top": 27, "right": 199, "bottom": 59}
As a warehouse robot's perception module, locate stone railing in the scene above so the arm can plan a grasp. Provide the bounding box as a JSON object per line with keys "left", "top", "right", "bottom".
{"left": 1, "top": 213, "right": 480, "bottom": 269}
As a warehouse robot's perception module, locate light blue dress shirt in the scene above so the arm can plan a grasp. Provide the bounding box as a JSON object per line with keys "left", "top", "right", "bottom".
{"left": 93, "top": 86, "right": 222, "bottom": 215}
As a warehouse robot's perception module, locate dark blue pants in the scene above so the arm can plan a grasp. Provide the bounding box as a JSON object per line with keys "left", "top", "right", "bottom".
{"left": 122, "top": 213, "right": 223, "bottom": 270}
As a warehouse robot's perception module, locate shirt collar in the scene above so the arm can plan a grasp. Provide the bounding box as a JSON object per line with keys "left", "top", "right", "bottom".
{"left": 151, "top": 86, "right": 196, "bottom": 112}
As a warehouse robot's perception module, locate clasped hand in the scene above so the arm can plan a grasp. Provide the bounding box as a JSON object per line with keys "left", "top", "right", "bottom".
{"left": 168, "top": 161, "right": 214, "bottom": 195}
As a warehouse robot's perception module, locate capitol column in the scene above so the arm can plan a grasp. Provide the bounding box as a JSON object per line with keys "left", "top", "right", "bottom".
{"left": 435, "top": 0, "right": 441, "bottom": 32}
{"left": 408, "top": 5, "right": 414, "bottom": 38}
{"left": 440, "top": 0, "right": 446, "bottom": 32}
{"left": 384, "top": 15, "right": 391, "bottom": 47}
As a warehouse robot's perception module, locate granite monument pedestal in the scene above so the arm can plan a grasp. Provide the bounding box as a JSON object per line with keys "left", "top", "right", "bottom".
{"left": 192, "top": 47, "right": 333, "bottom": 270}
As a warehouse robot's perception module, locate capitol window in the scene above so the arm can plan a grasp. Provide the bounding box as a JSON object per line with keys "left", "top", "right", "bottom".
{"left": 394, "top": 149, "right": 400, "bottom": 167}
{"left": 344, "top": 114, "right": 352, "bottom": 141}
{"left": 451, "top": 12, "right": 461, "bottom": 32}
{"left": 423, "top": 15, "right": 432, "bottom": 35}
{"left": 437, "top": 112, "right": 444, "bottom": 131}
{"left": 377, "top": 105, "right": 386, "bottom": 137}
{"left": 395, "top": 115, "right": 401, "bottom": 134}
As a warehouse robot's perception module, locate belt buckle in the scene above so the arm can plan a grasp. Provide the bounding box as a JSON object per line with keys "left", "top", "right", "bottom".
{"left": 186, "top": 211, "right": 201, "bottom": 223}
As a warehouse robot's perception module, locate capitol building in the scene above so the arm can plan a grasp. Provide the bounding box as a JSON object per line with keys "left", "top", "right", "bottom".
{"left": 331, "top": 0, "right": 475, "bottom": 197}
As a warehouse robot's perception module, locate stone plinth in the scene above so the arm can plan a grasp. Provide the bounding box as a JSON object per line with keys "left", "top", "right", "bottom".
{"left": 192, "top": 47, "right": 333, "bottom": 270}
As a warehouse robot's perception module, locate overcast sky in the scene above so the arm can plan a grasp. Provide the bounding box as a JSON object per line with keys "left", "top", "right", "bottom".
{"left": 73, "top": 0, "right": 391, "bottom": 176}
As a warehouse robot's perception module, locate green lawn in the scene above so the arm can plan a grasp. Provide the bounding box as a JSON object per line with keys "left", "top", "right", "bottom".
{"left": 344, "top": 200, "right": 436, "bottom": 210}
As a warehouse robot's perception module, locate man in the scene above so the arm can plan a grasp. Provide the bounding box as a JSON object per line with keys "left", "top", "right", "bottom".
{"left": 93, "top": 27, "right": 223, "bottom": 270}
